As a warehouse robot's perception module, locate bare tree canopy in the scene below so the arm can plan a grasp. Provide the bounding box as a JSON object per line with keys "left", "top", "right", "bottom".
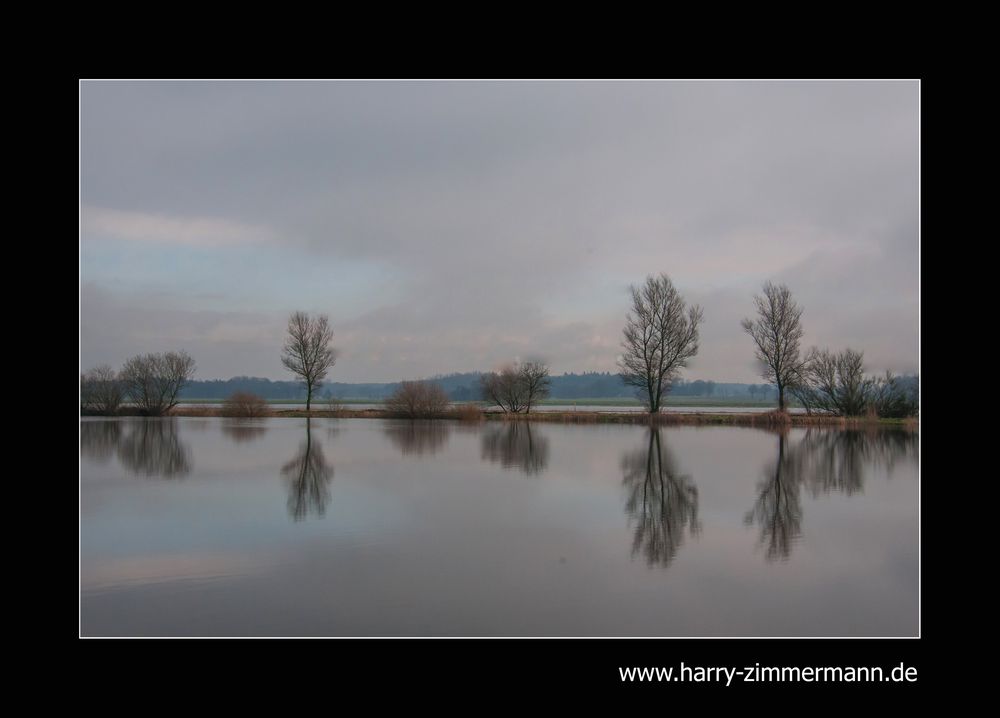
{"left": 119, "top": 351, "right": 196, "bottom": 415}
{"left": 384, "top": 380, "right": 450, "bottom": 418}
{"left": 281, "top": 311, "right": 337, "bottom": 412}
{"left": 480, "top": 360, "right": 551, "bottom": 414}
{"left": 81, "top": 364, "right": 123, "bottom": 415}
{"left": 618, "top": 274, "right": 703, "bottom": 413}
{"left": 741, "top": 282, "right": 804, "bottom": 411}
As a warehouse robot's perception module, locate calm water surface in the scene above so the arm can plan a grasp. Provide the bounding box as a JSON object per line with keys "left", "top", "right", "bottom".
{"left": 80, "top": 417, "right": 918, "bottom": 636}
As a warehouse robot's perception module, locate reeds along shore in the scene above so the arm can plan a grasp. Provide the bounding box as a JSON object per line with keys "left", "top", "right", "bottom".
{"left": 91, "top": 405, "right": 918, "bottom": 429}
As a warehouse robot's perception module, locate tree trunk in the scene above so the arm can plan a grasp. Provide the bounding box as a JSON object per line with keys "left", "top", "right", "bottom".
{"left": 777, "top": 384, "right": 785, "bottom": 412}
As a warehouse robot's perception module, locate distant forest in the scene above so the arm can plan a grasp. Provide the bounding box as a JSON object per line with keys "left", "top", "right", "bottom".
{"left": 178, "top": 372, "right": 919, "bottom": 402}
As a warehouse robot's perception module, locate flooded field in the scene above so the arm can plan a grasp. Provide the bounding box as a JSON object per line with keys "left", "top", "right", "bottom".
{"left": 80, "top": 417, "right": 918, "bottom": 637}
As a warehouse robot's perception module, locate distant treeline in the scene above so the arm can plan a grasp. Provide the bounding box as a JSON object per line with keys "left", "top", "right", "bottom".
{"left": 178, "top": 372, "right": 918, "bottom": 403}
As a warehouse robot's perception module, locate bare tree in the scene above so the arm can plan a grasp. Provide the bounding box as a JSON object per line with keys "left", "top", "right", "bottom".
{"left": 281, "top": 312, "right": 337, "bottom": 412}
{"left": 741, "top": 282, "right": 804, "bottom": 411}
{"left": 120, "top": 351, "right": 196, "bottom": 415}
{"left": 480, "top": 364, "right": 527, "bottom": 413}
{"left": 520, "top": 361, "right": 551, "bottom": 414}
{"left": 80, "top": 364, "right": 123, "bottom": 415}
{"left": 618, "top": 274, "right": 703, "bottom": 413}
{"left": 384, "top": 380, "right": 450, "bottom": 418}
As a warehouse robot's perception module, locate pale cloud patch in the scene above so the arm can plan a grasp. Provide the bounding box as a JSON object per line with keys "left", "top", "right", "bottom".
{"left": 82, "top": 205, "right": 275, "bottom": 247}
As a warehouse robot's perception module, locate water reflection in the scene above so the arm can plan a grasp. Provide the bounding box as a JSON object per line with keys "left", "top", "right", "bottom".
{"left": 81, "top": 419, "right": 191, "bottom": 479}
{"left": 480, "top": 422, "right": 550, "bottom": 476}
{"left": 117, "top": 420, "right": 192, "bottom": 478}
{"left": 383, "top": 420, "right": 451, "bottom": 456}
{"left": 798, "top": 429, "right": 918, "bottom": 497}
{"left": 80, "top": 421, "right": 122, "bottom": 462}
{"left": 745, "top": 428, "right": 919, "bottom": 561}
{"left": 744, "top": 433, "right": 802, "bottom": 562}
{"left": 621, "top": 428, "right": 700, "bottom": 568}
{"left": 221, "top": 421, "right": 269, "bottom": 444}
{"left": 282, "top": 418, "right": 334, "bottom": 521}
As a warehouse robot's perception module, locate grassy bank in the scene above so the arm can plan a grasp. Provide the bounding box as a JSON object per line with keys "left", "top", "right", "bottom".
{"left": 97, "top": 406, "right": 917, "bottom": 429}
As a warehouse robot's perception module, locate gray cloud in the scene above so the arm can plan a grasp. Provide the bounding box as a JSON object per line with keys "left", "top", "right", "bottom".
{"left": 81, "top": 81, "right": 918, "bottom": 382}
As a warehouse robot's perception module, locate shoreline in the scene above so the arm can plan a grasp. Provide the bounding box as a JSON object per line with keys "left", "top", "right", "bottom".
{"left": 85, "top": 407, "right": 919, "bottom": 429}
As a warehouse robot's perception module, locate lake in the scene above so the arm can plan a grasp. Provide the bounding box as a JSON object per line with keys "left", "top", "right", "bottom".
{"left": 80, "top": 417, "right": 918, "bottom": 637}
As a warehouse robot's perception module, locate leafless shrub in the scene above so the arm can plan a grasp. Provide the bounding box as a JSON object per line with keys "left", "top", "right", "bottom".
{"left": 619, "top": 273, "right": 703, "bottom": 413}
{"left": 120, "top": 351, "right": 196, "bottom": 416}
{"left": 384, "top": 380, "right": 451, "bottom": 418}
{"left": 222, "top": 391, "right": 268, "bottom": 418}
{"left": 325, "top": 395, "right": 346, "bottom": 416}
{"left": 81, "top": 364, "right": 123, "bottom": 415}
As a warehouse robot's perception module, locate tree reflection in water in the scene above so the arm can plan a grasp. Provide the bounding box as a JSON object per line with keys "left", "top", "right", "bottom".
{"left": 746, "top": 428, "right": 919, "bottom": 561}
{"left": 480, "top": 422, "right": 550, "bottom": 476}
{"left": 116, "top": 419, "right": 192, "bottom": 478}
{"left": 621, "top": 428, "right": 700, "bottom": 568}
{"left": 80, "top": 420, "right": 123, "bottom": 462}
{"left": 221, "top": 421, "right": 269, "bottom": 444}
{"left": 744, "top": 432, "right": 802, "bottom": 562}
{"left": 81, "top": 418, "right": 192, "bottom": 478}
{"left": 383, "top": 420, "right": 450, "bottom": 456}
{"left": 282, "top": 418, "right": 334, "bottom": 521}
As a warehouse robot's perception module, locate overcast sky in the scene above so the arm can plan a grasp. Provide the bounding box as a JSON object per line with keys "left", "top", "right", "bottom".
{"left": 80, "top": 80, "right": 918, "bottom": 383}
